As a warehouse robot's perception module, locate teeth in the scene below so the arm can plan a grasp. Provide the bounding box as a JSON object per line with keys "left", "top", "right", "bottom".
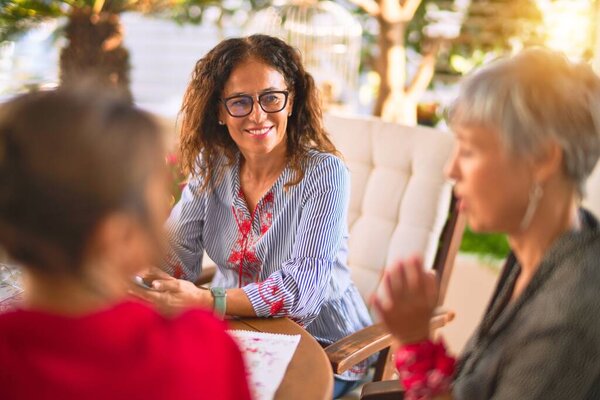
{"left": 248, "top": 127, "right": 270, "bottom": 135}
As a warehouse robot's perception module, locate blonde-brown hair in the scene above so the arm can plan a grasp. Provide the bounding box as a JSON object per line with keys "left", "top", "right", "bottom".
{"left": 179, "top": 34, "right": 338, "bottom": 190}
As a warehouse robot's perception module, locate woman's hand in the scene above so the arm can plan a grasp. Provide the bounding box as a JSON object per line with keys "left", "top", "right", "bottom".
{"left": 372, "top": 255, "right": 439, "bottom": 344}
{"left": 130, "top": 277, "right": 213, "bottom": 315}
{"left": 136, "top": 265, "right": 174, "bottom": 284}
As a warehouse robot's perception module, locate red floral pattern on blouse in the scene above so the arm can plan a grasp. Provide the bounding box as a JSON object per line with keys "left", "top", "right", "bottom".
{"left": 172, "top": 264, "right": 184, "bottom": 280}
{"left": 228, "top": 190, "right": 275, "bottom": 288}
{"left": 258, "top": 277, "right": 286, "bottom": 316}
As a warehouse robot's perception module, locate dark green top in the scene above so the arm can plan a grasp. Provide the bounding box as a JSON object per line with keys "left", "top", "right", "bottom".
{"left": 453, "top": 209, "right": 600, "bottom": 399}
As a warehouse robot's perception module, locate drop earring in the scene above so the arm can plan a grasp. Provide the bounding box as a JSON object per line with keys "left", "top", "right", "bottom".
{"left": 519, "top": 182, "right": 543, "bottom": 231}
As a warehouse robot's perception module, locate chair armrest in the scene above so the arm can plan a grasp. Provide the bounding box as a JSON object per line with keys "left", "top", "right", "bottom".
{"left": 195, "top": 263, "right": 216, "bottom": 286}
{"left": 324, "top": 308, "right": 455, "bottom": 374}
{"left": 325, "top": 322, "right": 392, "bottom": 375}
{"left": 360, "top": 380, "right": 404, "bottom": 400}
{"left": 431, "top": 307, "right": 455, "bottom": 330}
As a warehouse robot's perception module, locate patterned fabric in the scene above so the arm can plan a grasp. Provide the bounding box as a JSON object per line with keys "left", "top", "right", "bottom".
{"left": 395, "top": 338, "right": 455, "bottom": 400}
{"left": 453, "top": 208, "right": 600, "bottom": 399}
{"left": 164, "top": 150, "right": 373, "bottom": 380}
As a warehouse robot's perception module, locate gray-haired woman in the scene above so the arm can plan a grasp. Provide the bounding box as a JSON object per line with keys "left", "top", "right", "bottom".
{"left": 373, "top": 48, "right": 600, "bottom": 400}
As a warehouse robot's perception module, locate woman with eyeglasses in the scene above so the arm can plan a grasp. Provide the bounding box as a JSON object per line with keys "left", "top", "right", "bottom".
{"left": 134, "top": 34, "right": 372, "bottom": 397}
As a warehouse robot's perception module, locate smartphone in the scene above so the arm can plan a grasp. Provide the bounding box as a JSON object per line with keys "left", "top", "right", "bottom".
{"left": 133, "top": 275, "right": 155, "bottom": 290}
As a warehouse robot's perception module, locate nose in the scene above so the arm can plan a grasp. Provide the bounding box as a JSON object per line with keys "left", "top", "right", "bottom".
{"left": 444, "top": 145, "right": 460, "bottom": 181}
{"left": 248, "top": 97, "right": 267, "bottom": 123}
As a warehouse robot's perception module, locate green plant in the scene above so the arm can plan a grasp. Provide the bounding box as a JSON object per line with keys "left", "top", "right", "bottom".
{"left": 460, "top": 226, "right": 510, "bottom": 260}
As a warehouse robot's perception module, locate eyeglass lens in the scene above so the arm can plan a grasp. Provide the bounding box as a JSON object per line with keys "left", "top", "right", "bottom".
{"left": 225, "top": 91, "right": 287, "bottom": 117}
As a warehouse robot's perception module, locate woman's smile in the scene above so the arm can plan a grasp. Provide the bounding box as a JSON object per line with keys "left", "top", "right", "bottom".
{"left": 245, "top": 125, "right": 273, "bottom": 138}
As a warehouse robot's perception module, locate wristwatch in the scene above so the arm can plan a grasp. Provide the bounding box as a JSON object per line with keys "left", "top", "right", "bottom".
{"left": 210, "top": 287, "right": 227, "bottom": 319}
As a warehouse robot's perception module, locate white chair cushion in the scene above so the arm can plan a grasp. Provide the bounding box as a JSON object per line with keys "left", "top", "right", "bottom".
{"left": 324, "top": 113, "right": 455, "bottom": 301}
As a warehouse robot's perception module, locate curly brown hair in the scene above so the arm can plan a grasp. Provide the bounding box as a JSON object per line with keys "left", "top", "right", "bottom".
{"left": 179, "top": 34, "right": 338, "bottom": 190}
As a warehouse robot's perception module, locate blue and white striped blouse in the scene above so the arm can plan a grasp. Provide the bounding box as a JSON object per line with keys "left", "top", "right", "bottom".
{"left": 164, "top": 150, "right": 373, "bottom": 380}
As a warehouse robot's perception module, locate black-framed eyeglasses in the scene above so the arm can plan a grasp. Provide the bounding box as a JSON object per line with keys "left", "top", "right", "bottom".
{"left": 221, "top": 90, "right": 289, "bottom": 118}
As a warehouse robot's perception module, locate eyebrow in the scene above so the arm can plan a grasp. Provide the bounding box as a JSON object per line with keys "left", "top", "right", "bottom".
{"left": 224, "top": 87, "right": 284, "bottom": 98}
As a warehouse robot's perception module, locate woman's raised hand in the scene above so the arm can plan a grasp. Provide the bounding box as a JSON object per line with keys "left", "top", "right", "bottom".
{"left": 372, "top": 255, "right": 439, "bottom": 344}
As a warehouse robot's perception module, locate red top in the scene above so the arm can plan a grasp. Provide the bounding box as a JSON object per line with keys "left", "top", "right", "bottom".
{"left": 0, "top": 301, "right": 251, "bottom": 400}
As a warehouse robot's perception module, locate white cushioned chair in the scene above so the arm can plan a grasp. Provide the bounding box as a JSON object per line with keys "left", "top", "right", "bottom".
{"left": 321, "top": 113, "right": 466, "bottom": 392}
{"left": 323, "top": 113, "right": 458, "bottom": 301}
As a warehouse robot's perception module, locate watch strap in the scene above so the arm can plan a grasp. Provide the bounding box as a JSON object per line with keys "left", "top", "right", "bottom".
{"left": 210, "top": 287, "right": 227, "bottom": 319}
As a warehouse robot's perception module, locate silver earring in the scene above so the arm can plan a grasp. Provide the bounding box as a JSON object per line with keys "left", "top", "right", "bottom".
{"left": 519, "top": 182, "right": 543, "bottom": 231}
{"left": 218, "top": 120, "right": 225, "bottom": 125}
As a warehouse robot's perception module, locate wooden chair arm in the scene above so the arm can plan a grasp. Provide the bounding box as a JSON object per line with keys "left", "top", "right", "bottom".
{"left": 325, "top": 322, "right": 392, "bottom": 375}
{"left": 360, "top": 380, "right": 404, "bottom": 400}
{"left": 195, "top": 264, "right": 216, "bottom": 286}
{"left": 431, "top": 307, "right": 455, "bottom": 330}
{"left": 324, "top": 308, "right": 455, "bottom": 375}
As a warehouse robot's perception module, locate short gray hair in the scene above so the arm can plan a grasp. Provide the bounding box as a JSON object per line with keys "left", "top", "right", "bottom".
{"left": 447, "top": 48, "right": 600, "bottom": 197}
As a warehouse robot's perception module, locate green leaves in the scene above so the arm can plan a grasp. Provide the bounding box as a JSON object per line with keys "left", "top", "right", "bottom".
{"left": 460, "top": 227, "right": 510, "bottom": 260}
{"left": 0, "top": 0, "right": 270, "bottom": 42}
{"left": 1, "top": 0, "right": 65, "bottom": 40}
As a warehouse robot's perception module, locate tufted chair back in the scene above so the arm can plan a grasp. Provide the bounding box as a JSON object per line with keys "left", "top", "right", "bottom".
{"left": 323, "top": 113, "right": 457, "bottom": 302}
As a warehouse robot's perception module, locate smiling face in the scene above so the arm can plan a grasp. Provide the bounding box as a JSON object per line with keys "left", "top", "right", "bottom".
{"left": 445, "top": 123, "right": 534, "bottom": 234}
{"left": 219, "top": 58, "right": 293, "bottom": 159}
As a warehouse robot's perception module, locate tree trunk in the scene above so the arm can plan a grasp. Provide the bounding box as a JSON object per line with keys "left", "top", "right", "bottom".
{"left": 374, "top": 16, "right": 402, "bottom": 116}
{"left": 374, "top": 16, "right": 419, "bottom": 124}
{"left": 372, "top": 0, "right": 424, "bottom": 125}
{"left": 60, "top": 8, "right": 132, "bottom": 102}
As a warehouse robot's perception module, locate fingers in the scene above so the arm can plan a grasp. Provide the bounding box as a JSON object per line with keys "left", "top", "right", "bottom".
{"left": 128, "top": 285, "right": 164, "bottom": 303}
{"left": 377, "top": 254, "right": 434, "bottom": 309}
{"left": 387, "top": 255, "right": 425, "bottom": 299}
{"left": 371, "top": 255, "right": 437, "bottom": 344}
{"left": 386, "top": 259, "right": 406, "bottom": 299}
{"left": 404, "top": 255, "right": 425, "bottom": 293}
{"left": 371, "top": 295, "right": 386, "bottom": 318}
{"left": 371, "top": 293, "right": 395, "bottom": 325}
{"left": 139, "top": 266, "right": 174, "bottom": 282}
{"left": 424, "top": 270, "right": 440, "bottom": 307}
{"left": 151, "top": 279, "right": 181, "bottom": 292}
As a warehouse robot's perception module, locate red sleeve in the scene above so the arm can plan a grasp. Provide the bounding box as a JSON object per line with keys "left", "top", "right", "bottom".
{"left": 176, "top": 310, "right": 252, "bottom": 400}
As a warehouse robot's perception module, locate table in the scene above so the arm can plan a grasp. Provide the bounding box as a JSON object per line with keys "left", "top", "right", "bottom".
{"left": 229, "top": 317, "right": 333, "bottom": 400}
